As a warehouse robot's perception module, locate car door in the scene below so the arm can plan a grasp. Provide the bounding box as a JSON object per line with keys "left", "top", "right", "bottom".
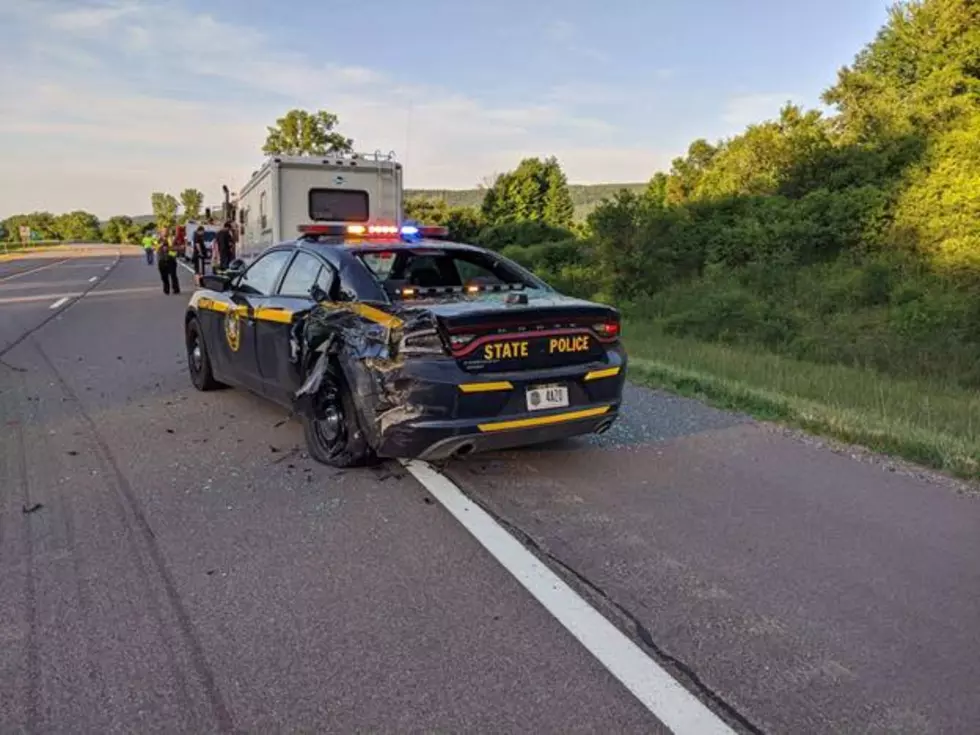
{"left": 211, "top": 248, "right": 293, "bottom": 393}
{"left": 256, "top": 250, "right": 338, "bottom": 404}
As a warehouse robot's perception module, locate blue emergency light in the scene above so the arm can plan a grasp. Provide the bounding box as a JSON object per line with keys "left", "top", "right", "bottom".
{"left": 297, "top": 223, "right": 448, "bottom": 241}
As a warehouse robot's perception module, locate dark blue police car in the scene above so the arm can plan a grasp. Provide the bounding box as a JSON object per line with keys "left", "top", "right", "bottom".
{"left": 184, "top": 224, "right": 627, "bottom": 467}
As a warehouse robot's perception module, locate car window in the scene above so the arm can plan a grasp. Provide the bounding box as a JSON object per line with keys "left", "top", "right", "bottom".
{"left": 315, "top": 267, "right": 336, "bottom": 299}
{"left": 455, "top": 259, "right": 502, "bottom": 284}
{"left": 278, "top": 252, "right": 325, "bottom": 299}
{"left": 355, "top": 248, "right": 533, "bottom": 291}
{"left": 236, "top": 250, "right": 291, "bottom": 296}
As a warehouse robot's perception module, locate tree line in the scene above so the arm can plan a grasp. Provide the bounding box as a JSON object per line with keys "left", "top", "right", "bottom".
{"left": 406, "top": 0, "right": 980, "bottom": 389}
{"left": 2, "top": 188, "right": 209, "bottom": 244}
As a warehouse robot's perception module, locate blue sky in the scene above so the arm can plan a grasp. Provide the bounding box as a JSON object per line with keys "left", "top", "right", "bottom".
{"left": 0, "top": 0, "right": 891, "bottom": 218}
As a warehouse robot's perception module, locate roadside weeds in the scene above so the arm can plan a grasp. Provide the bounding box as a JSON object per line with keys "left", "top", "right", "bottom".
{"left": 624, "top": 329, "right": 980, "bottom": 485}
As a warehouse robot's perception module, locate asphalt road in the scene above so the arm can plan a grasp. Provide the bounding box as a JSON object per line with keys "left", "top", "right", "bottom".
{"left": 1, "top": 247, "right": 978, "bottom": 734}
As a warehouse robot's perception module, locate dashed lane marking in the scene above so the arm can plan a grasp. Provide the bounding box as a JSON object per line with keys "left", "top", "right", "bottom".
{"left": 0, "top": 286, "right": 159, "bottom": 307}
{"left": 88, "top": 276, "right": 98, "bottom": 283}
{"left": 0, "top": 258, "right": 70, "bottom": 282}
{"left": 49, "top": 296, "right": 70, "bottom": 310}
{"left": 401, "top": 460, "right": 737, "bottom": 735}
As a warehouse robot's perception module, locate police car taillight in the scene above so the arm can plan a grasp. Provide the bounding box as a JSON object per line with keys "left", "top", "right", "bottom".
{"left": 399, "top": 328, "right": 448, "bottom": 356}
{"left": 593, "top": 321, "right": 620, "bottom": 339}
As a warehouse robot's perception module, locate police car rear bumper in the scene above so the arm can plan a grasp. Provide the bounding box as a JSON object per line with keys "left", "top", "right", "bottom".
{"left": 376, "top": 401, "right": 621, "bottom": 460}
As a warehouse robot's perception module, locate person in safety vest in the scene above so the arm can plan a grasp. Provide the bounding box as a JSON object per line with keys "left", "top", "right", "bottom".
{"left": 142, "top": 233, "right": 155, "bottom": 265}
{"left": 156, "top": 229, "right": 181, "bottom": 295}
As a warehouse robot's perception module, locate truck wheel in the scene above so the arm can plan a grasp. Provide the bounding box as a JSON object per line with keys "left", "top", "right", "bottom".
{"left": 302, "top": 374, "right": 376, "bottom": 468}
{"left": 186, "top": 318, "right": 223, "bottom": 391}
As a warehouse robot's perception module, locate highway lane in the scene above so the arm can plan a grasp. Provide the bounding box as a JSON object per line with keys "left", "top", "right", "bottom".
{"left": 1, "top": 254, "right": 667, "bottom": 732}
{"left": 442, "top": 403, "right": 980, "bottom": 732}
{"left": 2, "top": 248, "right": 978, "bottom": 733}
{"left": 0, "top": 248, "right": 128, "bottom": 358}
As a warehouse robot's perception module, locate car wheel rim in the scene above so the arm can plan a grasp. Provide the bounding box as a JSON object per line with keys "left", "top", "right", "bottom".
{"left": 313, "top": 404, "right": 344, "bottom": 451}
{"left": 190, "top": 336, "right": 203, "bottom": 373}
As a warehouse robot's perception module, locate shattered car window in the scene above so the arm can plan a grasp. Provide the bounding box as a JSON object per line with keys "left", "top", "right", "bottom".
{"left": 359, "top": 252, "right": 397, "bottom": 280}
{"left": 354, "top": 248, "right": 533, "bottom": 291}
{"left": 279, "top": 252, "right": 326, "bottom": 298}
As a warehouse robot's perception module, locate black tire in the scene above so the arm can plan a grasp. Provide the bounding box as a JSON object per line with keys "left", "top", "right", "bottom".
{"left": 186, "top": 317, "right": 223, "bottom": 391}
{"left": 302, "top": 368, "right": 376, "bottom": 468}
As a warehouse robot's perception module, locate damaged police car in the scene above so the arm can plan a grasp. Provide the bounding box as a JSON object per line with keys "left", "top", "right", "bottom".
{"left": 184, "top": 224, "right": 627, "bottom": 467}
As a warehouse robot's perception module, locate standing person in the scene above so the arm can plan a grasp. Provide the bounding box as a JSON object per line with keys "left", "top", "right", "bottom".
{"left": 156, "top": 229, "right": 181, "bottom": 295}
{"left": 191, "top": 225, "right": 208, "bottom": 284}
{"left": 142, "top": 232, "right": 155, "bottom": 265}
{"left": 213, "top": 220, "right": 235, "bottom": 274}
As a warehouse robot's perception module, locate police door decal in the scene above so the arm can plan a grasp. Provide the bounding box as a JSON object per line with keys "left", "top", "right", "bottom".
{"left": 225, "top": 310, "right": 242, "bottom": 352}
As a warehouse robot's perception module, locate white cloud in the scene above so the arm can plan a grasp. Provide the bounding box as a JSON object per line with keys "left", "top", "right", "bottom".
{"left": 722, "top": 93, "right": 804, "bottom": 130}
{"left": 47, "top": 2, "right": 137, "bottom": 31}
{"left": 0, "top": 1, "right": 665, "bottom": 218}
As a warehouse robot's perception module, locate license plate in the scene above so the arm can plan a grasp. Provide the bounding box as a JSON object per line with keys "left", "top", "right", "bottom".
{"left": 526, "top": 384, "right": 569, "bottom": 411}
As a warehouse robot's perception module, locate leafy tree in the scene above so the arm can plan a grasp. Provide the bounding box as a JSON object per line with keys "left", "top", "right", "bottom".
{"left": 480, "top": 156, "right": 574, "bottom": 228}
{"left": 2, "top": 212, "right": 58, "bottom": 241}
{"left": 179, "top": 188, "right": 204, "bottom": 222}
{"left": 53, "top": 211, "right": 101, "bottom": 241}
{"left": 150, "top": 192, "right": 179, "bottom": 229}
{"left": 262, "top": 109, "right": 354, "bottom": 156}
{"left": 102, "top": 215, "right": 138, "bottom": 244}
{"left": 404, "top": 197, "right": 486, "bottom": 241}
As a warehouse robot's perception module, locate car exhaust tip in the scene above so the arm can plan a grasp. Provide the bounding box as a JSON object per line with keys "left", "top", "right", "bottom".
{"left": 453, "top": 443, "right": 475, "bottom": 459}
{"left": 594, "top": 420, "right": 613, "bottom": 435}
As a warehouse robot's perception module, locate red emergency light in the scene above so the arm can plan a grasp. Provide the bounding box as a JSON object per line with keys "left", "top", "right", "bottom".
{"left": 297, "top": 223, "right": 450, "bottom": 240}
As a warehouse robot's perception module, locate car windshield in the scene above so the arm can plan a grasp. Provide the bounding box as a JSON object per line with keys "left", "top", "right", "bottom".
{"left": 355, "top": 247, "right": 538, "bottom": 296}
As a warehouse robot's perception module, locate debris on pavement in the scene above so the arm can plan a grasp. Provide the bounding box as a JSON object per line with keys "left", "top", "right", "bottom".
{"left": 22, "top": 503, "right": 44, "bottom": 514}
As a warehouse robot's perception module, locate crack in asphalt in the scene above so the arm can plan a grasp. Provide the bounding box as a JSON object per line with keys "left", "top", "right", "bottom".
{"left": 437, "top": 476, "right": 766, "bottom": 735}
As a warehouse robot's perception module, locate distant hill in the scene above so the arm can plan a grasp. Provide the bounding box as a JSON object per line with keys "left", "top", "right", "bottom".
{"left": 120, "top": 182, "right": 648, "bottom": 225}
{"left": 406, "top": 182, "right": 647, "bottom": 220}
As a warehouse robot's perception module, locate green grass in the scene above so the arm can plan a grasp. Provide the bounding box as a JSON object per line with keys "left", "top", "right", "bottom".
{"left": 623, "top": 320, "right": 980, "bottom": 481}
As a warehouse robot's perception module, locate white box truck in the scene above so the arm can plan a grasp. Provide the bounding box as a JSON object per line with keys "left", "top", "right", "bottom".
{"left": 232, "top": 151, "right": 403, "bottom": 261}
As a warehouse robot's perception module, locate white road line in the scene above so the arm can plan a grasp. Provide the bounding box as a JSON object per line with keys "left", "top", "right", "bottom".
{"left": 0, "top": 258, "right": 69, "bottom": 282}
{"left": 402, "top": 460, "right": 736, "bottom": 735}
{"left": 178, "top": 260, "right": 195, "bottom": 274}
{"left": 88, "top": 276, "right": 98, "bottom": 282}
{"left": 104, "top": 266, "right": 111, "bottom": 271}
{"left": 49, "top": 296, "right": 70, "bottom": 310}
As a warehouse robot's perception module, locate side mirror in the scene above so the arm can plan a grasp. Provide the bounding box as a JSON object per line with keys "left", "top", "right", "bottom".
{"left": 200, "top": 274, "right": 230, "bottom": 292}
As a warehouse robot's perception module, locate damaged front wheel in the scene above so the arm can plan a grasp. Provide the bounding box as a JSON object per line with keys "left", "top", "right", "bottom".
{"left": 301, "top": 373, "right": 375, "bottom": 468}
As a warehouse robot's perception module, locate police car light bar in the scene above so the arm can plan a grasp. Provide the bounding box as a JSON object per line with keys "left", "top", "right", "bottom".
{"left": 297, "top": 224, "right": 449, "bottom": 239}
